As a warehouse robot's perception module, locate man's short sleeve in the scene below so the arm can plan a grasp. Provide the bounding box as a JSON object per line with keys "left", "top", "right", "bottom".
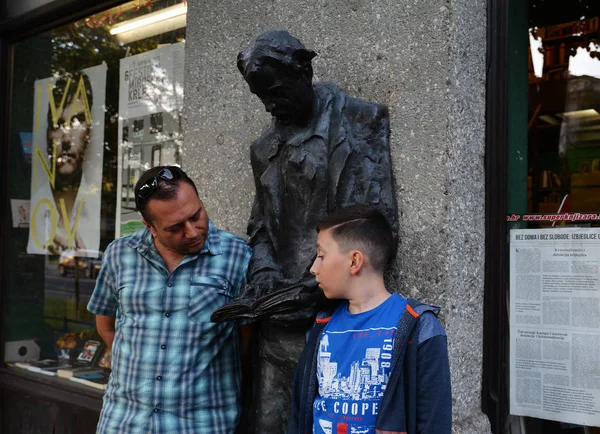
{"left": 233, "top": 243, "right": 252, "bottom": 297}
{"left": 87, "top": 241, "right": 119, "bottom": 316}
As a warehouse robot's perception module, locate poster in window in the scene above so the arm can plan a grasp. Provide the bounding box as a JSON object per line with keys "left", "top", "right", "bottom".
{"left": 509, "top": 228, "right": 600, "bottom": 426}
{"left": 116, "top": 42, "right": 185, "bottom": 237}
{"left": 27, "top": 64, "right": 107, "bottom": 257}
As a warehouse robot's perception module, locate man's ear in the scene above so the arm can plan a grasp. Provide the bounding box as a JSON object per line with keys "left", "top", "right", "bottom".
{"left": 349, "top": 250, "right": 365, "bottom": 276}
{"left": 143, "top": 219, "right": 157, "bottom": 238}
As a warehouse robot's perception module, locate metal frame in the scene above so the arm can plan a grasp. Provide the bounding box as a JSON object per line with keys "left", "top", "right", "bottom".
{"left": 0, "top": 0, "right": 126, "bottom": 41}
{"left": 0, "top": 29, "right": 12, "bottom": 368}
{"left": 483, "top": 0, "right": 510, "bottom": 433}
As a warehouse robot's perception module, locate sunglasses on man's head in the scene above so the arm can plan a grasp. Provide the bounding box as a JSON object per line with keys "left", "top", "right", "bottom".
{"left": 137, "top": 167, "right": 183, "bottom": 200}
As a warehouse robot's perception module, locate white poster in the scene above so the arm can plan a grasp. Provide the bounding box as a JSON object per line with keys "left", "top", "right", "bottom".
{"left": 116, "top": 42, "right": 185, "bottom": 237}
{"left": 510, "top": 228, "right": 600, "bottom": 426}
{"left": 27, "top": 64, "right": 107, "bottom": 257}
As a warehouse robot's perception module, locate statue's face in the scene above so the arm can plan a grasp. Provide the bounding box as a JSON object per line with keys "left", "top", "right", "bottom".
{"left": 245, "top": 63, "right": 313, "bottom": 126}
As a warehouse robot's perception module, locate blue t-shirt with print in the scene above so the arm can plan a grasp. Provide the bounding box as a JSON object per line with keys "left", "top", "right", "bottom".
{"left": 313, "top": 293, "right": 407, "bottom": 434}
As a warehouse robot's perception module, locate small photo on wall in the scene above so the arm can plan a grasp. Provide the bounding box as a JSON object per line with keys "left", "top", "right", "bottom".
{"left": 10, "top": 199, "right": 30, "bottom": 228}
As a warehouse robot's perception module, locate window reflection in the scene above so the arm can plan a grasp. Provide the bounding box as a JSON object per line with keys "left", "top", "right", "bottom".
{"left": 529, "top": 15, "right": 600, "bottom": 227}
{"left": 5, "top": 0, "right": 186, "bottom": 359}
{"left": 516, "top": 4, "right": 600, "bottom": 433}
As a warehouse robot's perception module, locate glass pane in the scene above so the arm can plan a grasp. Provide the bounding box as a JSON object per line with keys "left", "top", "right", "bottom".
{"left": 528, "top": 7, "right": 600, "bottom": 229}
{"left": 507, "top": 2, "right": 600, "bottom": 433}
{"left": 4, "top": 0, "right": 186, "bottom": 363}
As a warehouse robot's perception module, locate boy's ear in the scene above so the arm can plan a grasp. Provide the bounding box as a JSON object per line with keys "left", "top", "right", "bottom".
{"left": 349, "top": 250, "right": 365, "bottom": 276}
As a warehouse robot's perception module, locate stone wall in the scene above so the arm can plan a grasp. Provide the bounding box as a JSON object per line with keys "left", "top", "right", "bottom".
{"left": 183, "top": 0, "right": 490, "bottom": 432}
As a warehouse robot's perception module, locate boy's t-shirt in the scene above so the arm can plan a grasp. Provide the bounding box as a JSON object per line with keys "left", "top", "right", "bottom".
{"left": 313, "top": 293, "right": 407, "bottom": 434}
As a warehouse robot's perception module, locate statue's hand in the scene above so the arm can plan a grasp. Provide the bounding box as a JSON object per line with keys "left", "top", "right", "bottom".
{"left": 237, "top": 282, "right": 256, "bottom": 301}
{"left": 211, "top": 272, "right": 318, "bottom": 323}
{"left": 254, "top": 276, "right": 301, "bottom": 298}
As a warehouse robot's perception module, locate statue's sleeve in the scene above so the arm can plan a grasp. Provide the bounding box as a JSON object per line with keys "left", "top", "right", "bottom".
{"left": 246, "top": 140, "right": 284, "bottom": 285}
{"left": 247, "top": 197, "right": 282, "bottom": 284}
{"left": 369, "top": 103, "right": 399, "bottom": 243}
{"left": 332, "top": 100, "right": 399, "bottom": 243}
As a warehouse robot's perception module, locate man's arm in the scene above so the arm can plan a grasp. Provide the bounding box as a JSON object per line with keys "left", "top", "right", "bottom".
{"left": 87, "top": 240, "right": 119, "bottom": 336}
{"left": 96, "top": 315, "right": 116, "bottom": 350}
{"left": 239, "top": 322, "right": 255, "bottom": 382}
{"left": 234, "top": 321, "right": 255, "bottom": 434}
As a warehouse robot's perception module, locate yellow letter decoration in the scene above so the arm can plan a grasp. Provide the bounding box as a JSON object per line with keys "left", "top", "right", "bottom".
{"left": 30, "top": 198, "right": 57, "bottom": 249}
{"left": 47, "top": 78, "right": 72, "bottom": 128}
{"left": 33, "top": 141, "right": 57, "bottom": 190}
{"left": 67, "top": 75, "right": 92, "bottom": 125}
{"left": 58, "top": 197, "right": 84, "bottom": 249}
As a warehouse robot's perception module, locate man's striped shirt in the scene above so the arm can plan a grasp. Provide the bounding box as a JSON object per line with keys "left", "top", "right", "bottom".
{"left": 87, "top": 222, "right": 251, "bottom": 434}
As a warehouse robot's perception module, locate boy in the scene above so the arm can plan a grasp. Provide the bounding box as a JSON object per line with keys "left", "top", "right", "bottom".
{"left": 288, "top": 204, "right": 452, "bottom": 434}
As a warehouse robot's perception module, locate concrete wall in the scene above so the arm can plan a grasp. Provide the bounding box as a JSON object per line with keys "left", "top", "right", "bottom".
{"left": 183, "top": 0, "right": 489, "bottom": 432}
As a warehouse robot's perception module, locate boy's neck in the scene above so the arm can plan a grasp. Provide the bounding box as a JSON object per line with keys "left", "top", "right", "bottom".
{"left": 346, "top": 274, "right": 391, "bottom": 314}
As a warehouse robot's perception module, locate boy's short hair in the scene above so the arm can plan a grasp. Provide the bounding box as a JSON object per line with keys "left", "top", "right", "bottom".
{"left": 317, "top": 204, "right": 395, "bottom": 273}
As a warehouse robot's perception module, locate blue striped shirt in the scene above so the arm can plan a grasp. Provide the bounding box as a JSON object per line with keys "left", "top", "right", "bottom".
{"left": 87, "top": 222, "right": 251, "bottom": 434}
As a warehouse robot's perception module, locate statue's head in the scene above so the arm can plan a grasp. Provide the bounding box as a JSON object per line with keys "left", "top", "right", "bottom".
{"left": 238, "top": 30, "right": 317, "bottom": 126}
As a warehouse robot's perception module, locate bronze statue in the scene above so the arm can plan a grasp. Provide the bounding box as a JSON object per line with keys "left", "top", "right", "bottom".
{"left": 212, "top": 30, "right": 398, "bottom": 433}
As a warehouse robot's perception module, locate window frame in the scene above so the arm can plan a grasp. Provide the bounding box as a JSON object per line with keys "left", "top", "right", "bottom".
{"left": 483, "top": 0, "right": 510, "bottom": 432}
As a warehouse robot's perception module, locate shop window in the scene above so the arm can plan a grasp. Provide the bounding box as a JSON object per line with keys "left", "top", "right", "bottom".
{"left": 507, "top": 1, "right": 600, "bottom": 433}
{"left": 3, "top": 0, "right": 186, "bottom": 386}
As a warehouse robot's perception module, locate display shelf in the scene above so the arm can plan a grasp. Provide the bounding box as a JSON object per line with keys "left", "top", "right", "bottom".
{"left": 0, "top": 366, "right": 103, "bottom": 412}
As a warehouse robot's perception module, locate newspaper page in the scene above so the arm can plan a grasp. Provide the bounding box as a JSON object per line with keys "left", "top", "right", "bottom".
{"left": 115, "top": 42, "right": 185, "bottom": 237}
{"left": 27, "top": 64, "right": 107, "bottom": 256}
{"left": 510, "top": 228, "right": 600, "bottom": 426}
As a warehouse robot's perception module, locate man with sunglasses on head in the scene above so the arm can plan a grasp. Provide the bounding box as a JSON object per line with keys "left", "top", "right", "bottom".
{"left": 87, "top": 166, "right": 252, "bottom": 434}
